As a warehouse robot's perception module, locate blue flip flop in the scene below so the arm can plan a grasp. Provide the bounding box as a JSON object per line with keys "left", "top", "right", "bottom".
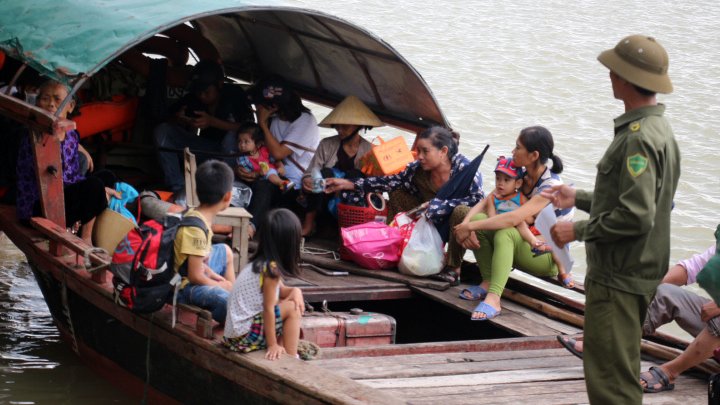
{"left": 470, "top": 302, "right": 500, "bottom": 321}
{"left": 459, "top": 285, "right": 487, "bottom": 301}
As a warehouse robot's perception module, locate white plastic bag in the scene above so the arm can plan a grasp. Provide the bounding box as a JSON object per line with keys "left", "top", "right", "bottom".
{"left": 398, "top": 216, "right": 444, "bottom": 276}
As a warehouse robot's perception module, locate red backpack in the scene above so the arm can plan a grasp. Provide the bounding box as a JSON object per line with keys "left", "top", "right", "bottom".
{"left": 110, "top": 214, "right": 208, "bottom": 313}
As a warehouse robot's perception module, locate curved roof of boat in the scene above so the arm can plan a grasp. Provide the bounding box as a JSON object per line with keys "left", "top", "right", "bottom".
{"left": 0, "top": 0, "right": 448, "bottom": 129}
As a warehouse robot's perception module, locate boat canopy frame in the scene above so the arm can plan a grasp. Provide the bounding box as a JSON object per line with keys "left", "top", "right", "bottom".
{"left": 0, "top": 1, "right": 449, "bottom": 132}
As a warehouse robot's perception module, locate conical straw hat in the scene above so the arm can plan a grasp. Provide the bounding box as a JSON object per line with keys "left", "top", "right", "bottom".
{"left": 319, "top": 95, "right": 384, "bottom": 128}
{"left": 92, "top": 209, "right": 136, "bottom": 254}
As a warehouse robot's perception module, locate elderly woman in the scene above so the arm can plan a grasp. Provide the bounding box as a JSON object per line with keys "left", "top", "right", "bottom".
{"left": 299, "top": 95, "right": 380, "bottom": 236}
{"left": 454, "top": 126, "right": 573, "bottom": 320}
{"left": 325, "top": 126, "right": 484, "bottom": 284}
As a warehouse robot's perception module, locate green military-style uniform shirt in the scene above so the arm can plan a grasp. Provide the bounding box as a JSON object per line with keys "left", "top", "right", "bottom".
{"left": 573, "top": 104, "right": 681, "bottom": 295}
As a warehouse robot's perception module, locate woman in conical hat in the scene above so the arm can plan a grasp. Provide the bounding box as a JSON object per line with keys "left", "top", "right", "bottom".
{"left": 300, "top": 95, "right": 384, "bottom": 236}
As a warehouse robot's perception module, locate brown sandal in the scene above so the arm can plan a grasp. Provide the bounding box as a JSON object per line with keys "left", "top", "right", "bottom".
{"left": 430, "top": 269, "right": 460, "bottom": 286}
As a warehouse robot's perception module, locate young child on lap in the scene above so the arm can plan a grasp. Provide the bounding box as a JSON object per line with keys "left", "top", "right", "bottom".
{"left": 224, "top": 208, "right": 305, "bottom": 360}
{"left": 487, "top": 157, "right": 572, "bottom": 288}
{"left": 173, "top": 160, "right": 236, "bottom": 322}
{"left": 234, "top": 123, "right": 293, "bottom": 191}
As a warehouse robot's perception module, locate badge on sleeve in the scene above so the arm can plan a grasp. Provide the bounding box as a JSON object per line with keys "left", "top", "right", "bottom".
{"left": 627, "top": 153, "right": 648, "bottom": 177}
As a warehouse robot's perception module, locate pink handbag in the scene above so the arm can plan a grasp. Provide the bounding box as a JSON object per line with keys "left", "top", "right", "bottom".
{"left": 341, "top": 221, "right": 403, "bottom": 270}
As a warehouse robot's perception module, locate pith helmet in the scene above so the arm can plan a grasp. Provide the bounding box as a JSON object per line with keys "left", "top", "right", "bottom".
{"left": 597, "top": 35, "right": 673, "bottom": 94}
{"left": 319, "top": 95, "right": 384, "bottom": 128}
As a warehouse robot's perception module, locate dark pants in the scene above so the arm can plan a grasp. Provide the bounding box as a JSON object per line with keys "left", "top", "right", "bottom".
{"left": 31, "top": 170, "right": 114, "bottom": 226}
{"left": 244, "top": 178, "right": 280, "bottom": 229}
{"left": 584, "top": 279, "right": 654, "bottom": 405}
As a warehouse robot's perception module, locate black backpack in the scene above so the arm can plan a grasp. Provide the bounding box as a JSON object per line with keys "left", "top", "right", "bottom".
{"left": 111, "top": 214, "right": 208, "bottom": 314}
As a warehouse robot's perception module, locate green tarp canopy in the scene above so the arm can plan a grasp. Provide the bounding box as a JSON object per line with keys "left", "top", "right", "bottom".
{"left": 0, "top": 0, "right": 448, "bottom": 128}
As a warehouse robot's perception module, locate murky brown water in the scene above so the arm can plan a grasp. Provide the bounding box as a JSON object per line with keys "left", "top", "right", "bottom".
{"left": 1, "top": 0, "right": 717, "bottom": 402}
{"left": 0, "top": 233, "right": 133, "bottom": 404}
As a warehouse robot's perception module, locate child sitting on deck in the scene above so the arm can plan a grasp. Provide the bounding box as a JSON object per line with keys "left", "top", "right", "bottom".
{"left": 464, "top": 157, "right": 572, "bottom": 290}
{"left": 224, "top": 208, "right": 305, "bottom": 360}
{"left": 173, "top": 160, "right": 236, "bottom": 322}
{"left": 234, "top": 123, "right": 293, "bottom": 191}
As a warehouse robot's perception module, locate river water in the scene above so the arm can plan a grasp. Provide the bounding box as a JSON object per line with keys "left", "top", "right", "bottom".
{"left": 1, "top": 0, "right": 718, "bottom": 402}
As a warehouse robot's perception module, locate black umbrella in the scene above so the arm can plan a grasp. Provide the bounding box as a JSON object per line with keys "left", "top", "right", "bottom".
{"left": 435, "top": 144, "right": 490, "bottom": 242}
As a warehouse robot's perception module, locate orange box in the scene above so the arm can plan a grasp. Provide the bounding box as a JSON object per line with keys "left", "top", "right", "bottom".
{"left": 360, "top": 136, "right": 415, "bottom": 177}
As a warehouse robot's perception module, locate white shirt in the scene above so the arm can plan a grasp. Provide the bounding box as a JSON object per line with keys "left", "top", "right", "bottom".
{"left": 224, "top": 263, "right": 264, "bottom": 338}
{"left": 269, "top": 112, "right": 320, "bottom": 186}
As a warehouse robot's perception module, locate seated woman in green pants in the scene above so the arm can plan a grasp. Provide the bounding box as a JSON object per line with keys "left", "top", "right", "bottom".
{"left": 453, "top": 126, "right": 574, "bottom": 320}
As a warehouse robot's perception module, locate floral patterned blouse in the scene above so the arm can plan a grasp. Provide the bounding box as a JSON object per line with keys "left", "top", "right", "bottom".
{"left": 15, "top": 130, "right": 84, "bottom": 220}
{"left": 343, "top": 153, "right": 484, "bottom": 223}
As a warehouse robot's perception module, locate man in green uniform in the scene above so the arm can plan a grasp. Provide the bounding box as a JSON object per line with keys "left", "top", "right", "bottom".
{"left": 543, "top": 35, "right": 681, "bottom": 404}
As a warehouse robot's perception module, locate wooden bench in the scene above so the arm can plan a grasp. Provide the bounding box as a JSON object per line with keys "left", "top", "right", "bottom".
{"left": 184, "top": 147, "right": 252, "bottom": 274}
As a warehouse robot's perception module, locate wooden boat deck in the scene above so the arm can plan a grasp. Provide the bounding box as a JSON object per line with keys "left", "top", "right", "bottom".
{"left": 0, "top": 204, "right": 714, "bottom": 403}
{"left": 310, "top": 336, "right": 708, "bottom": 404}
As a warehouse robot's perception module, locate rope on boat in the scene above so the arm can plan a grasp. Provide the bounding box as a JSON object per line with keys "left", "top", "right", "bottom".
{"left": 83, "top": 247, "right": 110, "bottom": 273}
{"left": 141, "top": 312, "right": 155, "bottom": 405}
{"left": 300, "top": 237, "right": 339, "bottom": 261}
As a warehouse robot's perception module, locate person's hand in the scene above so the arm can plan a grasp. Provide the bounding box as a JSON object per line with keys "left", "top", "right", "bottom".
{"left": 236, "top": 167, "right": 258, "bottom": 183}
{"left": 79, "top": 147, "right": 94, "bottom": 172}
{"left": 701, "top": 301, "right": 720, "bottom": 322}
{"left": 277, "top": 165, "right": 286, "bottom": 177}
{"left": 323, "top": 178, "right": 353, "bottom": 193}
{"left": 302, "top": 177, "right": 314, "bottom": 193}
{"left": 549, "top": 221, "right": 576, "bottom": 248}
{"left": 104, "top": 187, "right": 121, "bottom": 201}
{"left": 191, "top": 111, "right": 214, "bottom": 129}
{"left": 540, "top": 184, "right": 576, "bottom": 209}
{"left": 460, "top": 230, "right": 481, "bottom": 250}
{"left": 218, "top": 279, "right": 233, "bottom": 292}
{"left": 265, "top": 344, "right": 286, "bottom": 360}
{"left": 288, "top": 288, "right": 305, "bottom": 314}
{"left": 453, "top": 222, "right": 471, "bottom": 243}
{"left": 256, "top": 104, "right": 278, "bottom": 128}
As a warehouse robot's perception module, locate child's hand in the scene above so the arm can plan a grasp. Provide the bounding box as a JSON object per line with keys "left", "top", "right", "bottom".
{"left": 453, "top": 222, "right": 471, "bottom": 243}
{"left": 265, "top": 344, "right": 286, "bottom": 360}
{"left": 218, "top": 279, "right": 233, "bottom": 292}
{"left": 288, "top": 288, "right": 305, "bottom": 314}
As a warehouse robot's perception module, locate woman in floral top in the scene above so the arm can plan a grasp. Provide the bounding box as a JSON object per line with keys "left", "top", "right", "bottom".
{"left": 16, "top": 80, "right": 112, "bottom": 243}
{"left": 325, "top": 126, "right": 484, "bottom": 284}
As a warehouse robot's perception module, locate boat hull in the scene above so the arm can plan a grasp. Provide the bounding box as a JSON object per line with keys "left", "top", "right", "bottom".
{"left": 29, "top": 261, "right": 278, "bottom": 405}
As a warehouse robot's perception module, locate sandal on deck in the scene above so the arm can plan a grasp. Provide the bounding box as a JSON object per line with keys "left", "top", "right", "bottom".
{"left": 556, "top": 335, "right": 583, "bottom": 360}
{"left": 557, "top": 272, "right": 575, "bottom": 289}
{"left": 430, "top": 269, "right": 460, "bottom": 286}
{"left": 470, "top": 302, "right": 500, "bottom": 321}
{"left": 459, "top": 285, "right": 487, "bottom": 301}
{"left": 640, "top": 366, "right": 675, "bottom": 393}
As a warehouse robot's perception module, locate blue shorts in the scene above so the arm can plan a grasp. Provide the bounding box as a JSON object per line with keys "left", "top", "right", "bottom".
{"left": 178, "top": 244, "right": 229, "bottom": 322}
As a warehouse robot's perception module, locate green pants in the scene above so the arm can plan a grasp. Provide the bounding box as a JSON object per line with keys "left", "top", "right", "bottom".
{"left": 470, "top": 213, "right": 557, "bottom": 296}
{"left": 584, "top": 279, "right": 654, "bottom": 405}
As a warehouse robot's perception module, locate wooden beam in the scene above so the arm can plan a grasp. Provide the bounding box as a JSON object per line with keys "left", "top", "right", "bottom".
{"left": 318, "top": 335, "right": 561, "bottom": 359}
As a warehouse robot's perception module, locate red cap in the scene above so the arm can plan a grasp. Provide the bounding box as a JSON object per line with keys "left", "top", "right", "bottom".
{"left": 494, "top": 157, "right": 522, "bottom": 179}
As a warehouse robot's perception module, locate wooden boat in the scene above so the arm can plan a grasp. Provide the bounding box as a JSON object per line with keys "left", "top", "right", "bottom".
{"left": 0, "top": 1, "right": 712, "bottom": 403}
